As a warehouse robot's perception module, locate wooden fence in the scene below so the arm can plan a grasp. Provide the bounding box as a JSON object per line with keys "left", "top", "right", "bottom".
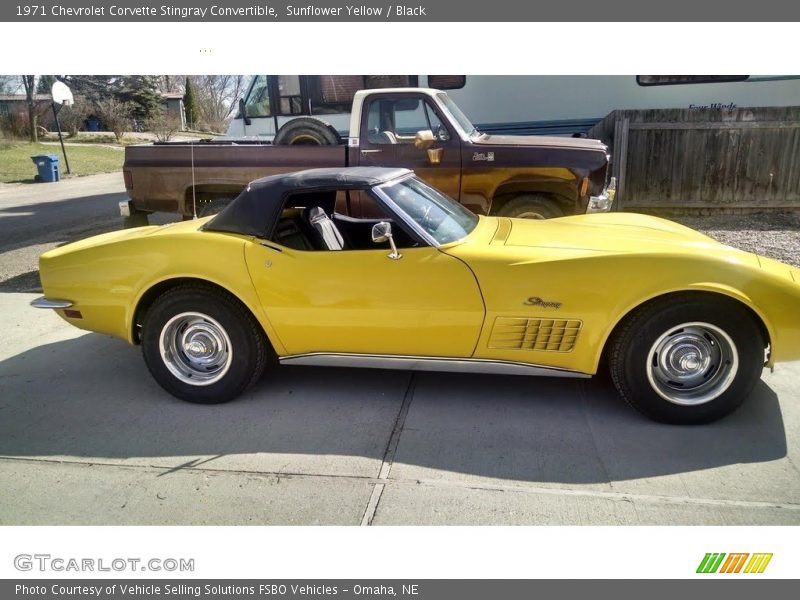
{"left": 587, "top": 106, "right": 800, "bottom": 213}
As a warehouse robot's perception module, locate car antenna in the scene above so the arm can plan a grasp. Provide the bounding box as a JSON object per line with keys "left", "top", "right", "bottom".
{"left": 191, "top": 142, "right": 198, "bottom": 219}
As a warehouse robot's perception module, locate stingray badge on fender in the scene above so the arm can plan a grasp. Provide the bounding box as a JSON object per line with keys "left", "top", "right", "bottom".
{"left": 524, "top": 296, "right": 562, "bottom": 309}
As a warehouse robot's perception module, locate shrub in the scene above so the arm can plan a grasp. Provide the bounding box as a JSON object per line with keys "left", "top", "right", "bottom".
{"left": 94, "top": 98, "right": 132, "bottom": 142}
{"left": 146, "top": 108, "right": 182, "bottom": 142}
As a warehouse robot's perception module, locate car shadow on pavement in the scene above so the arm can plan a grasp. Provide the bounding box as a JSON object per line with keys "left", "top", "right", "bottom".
{"left": 0, "top": 332, "right": 787, "bottom": 485}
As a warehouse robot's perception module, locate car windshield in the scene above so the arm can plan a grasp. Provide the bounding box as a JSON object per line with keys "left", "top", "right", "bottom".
{"left": 436, "top": 92, "right": 479, "bottom": 138}
{"left": 378, "top": 176, "right": 479, "bottom": 245}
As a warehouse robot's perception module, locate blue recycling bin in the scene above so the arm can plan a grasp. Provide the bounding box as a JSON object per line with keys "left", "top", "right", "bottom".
{"left": 31, "top": 154, "right": 60, "bottom": 183}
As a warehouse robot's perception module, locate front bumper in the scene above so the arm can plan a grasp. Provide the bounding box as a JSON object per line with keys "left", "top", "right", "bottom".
{"left": 585, "top": 176, "right": 617, "bottom": 213}
{"left": 31, "top": 296, "right": 73, "bottom": 309}
{"left": 586, "top": 191, "right": 613, "bottom": 213}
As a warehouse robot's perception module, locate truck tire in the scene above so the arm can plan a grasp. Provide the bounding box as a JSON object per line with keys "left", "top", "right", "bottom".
{"left": 497, "top": 194, "right": 565, "bottom": 220}
{"left": 273, "top": 117, "right": 340, "bottom": 146}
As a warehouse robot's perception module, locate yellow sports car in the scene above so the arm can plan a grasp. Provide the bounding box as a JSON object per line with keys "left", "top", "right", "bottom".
{"left": 33, "top": 168, "right": 800, "bottom": 424}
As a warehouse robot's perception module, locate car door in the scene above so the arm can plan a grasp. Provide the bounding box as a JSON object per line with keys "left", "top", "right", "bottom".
{"left": 357, "top": 94, "right": 462, "bottom": 201}
{"left": 243, "top": 219, "right": 484, "bottom": 359}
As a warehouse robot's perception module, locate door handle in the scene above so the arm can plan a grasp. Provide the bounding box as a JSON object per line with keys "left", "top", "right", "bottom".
{"left": 360, "top": 149, "right": 382, "bottom": 155}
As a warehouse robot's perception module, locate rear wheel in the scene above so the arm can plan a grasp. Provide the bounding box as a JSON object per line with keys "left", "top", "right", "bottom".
{"left": 273, "top": 117, "right": 340, "bottom": 146}
{"left": 142, "top": 284, "right": 269, "bottom": 404}
{"left": 608, "top": 295, "right": 765, "bottom": 424}
{"left": 497, "top": 194, "right": 565, "bottom": 219}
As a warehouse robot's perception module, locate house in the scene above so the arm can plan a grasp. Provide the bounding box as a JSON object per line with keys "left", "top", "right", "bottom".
{"left": 0, "top": 93, "right": 54, "bottom": 128}
{"left": 161, "top": 92, "right": 186, "bottom": 130}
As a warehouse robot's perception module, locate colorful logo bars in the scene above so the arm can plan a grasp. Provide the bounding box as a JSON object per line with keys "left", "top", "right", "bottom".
{"left": 696, "top": 553, "right": 773, "bottom": 574}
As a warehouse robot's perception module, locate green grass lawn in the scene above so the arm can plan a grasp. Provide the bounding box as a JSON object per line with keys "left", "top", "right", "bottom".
{"left": 0, "top": 141, "right": 124, "bottom": 183}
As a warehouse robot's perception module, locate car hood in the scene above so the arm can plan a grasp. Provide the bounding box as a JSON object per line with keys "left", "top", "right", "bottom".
{"left": 497, "top": 213, "right": 747, "bottom": 256}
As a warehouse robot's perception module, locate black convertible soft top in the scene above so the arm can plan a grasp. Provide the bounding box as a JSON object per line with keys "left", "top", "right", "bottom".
{"left": 204, "top": 167, "right": 411, "bottom": 238}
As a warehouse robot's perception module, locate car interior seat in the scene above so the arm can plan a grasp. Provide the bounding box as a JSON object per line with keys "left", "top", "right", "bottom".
{"left": 306, "top": 206, "right": 345, "bottom": 250}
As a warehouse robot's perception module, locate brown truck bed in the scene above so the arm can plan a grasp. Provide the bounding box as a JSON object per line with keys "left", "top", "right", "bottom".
{"left": 124, "top": 143, "right": 348, "bottom": 215}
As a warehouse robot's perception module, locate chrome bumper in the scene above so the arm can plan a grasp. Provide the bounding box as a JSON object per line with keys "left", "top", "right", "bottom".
{"left": 31, "top": 297, "right": 73, "bottom": 309}
{"left": 586, "top": 176, "right": 617, "bottom": 213}
{"left": 586, "top": 192, "right": 612, "bottom": 213}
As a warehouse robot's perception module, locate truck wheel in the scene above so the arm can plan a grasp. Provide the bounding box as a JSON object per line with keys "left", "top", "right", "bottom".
{"left": 608, "top": 294, "right": 765, "bottom": 424}
{"left": 141, "top": 283, "right": 270, "bottom": 404}
{"left": 498, "top": 194, "right": 564, "bottom": 219}
{"left": 274, "top": 117, "right": 340, "bottom": 146}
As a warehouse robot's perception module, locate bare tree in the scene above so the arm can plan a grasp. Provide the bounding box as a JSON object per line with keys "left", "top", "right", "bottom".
{"left": 0, "top": 76, "right": 21, "bottom": 94}
{"left": 191, "top": 75, "right": 246, "bottom": 132}
{"left": 155, "top": 76, "right": 186, "bottom": 95}
{"left": 21, "top": 75, "right": 38, "bottom": 142}
{"left": 94, "top": 97, "right": 132, "bottom": 142}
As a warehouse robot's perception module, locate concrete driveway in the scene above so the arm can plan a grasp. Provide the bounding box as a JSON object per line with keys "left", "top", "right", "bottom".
{"left": 1, "top": 292, "right": 799, "bottom": 525}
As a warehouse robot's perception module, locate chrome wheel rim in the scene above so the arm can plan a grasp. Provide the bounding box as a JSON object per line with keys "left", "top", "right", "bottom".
{"left": 646, "top": 322, "right": 738, "bottom": 406}
{"left": 516, "top": 211, "right": 547, "bottom": 220}
{"left": 159, "top": 312, "right": 233, "bottom": 386}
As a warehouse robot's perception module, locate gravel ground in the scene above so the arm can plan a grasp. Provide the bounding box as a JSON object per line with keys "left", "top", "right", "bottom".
{"left": 674, "top": 211, "right": 800, "bottom": 268}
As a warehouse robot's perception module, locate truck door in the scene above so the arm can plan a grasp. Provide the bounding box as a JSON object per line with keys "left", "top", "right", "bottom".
{"left": 356, "top": 94, "right": 462, "bottom": 201}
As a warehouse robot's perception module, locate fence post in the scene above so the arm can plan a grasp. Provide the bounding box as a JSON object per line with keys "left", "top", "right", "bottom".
{"left": 612, "top": 116, "right": 629, "bottom": 210}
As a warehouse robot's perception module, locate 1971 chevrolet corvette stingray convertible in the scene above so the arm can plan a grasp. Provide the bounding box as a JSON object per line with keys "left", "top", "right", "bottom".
{"left": 34, "top": 167, "right": 800, "bottom": 424}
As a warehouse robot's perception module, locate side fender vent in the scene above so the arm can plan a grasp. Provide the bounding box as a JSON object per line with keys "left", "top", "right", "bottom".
{"left": 489, "top": 317, "right": 582, "bottom": 352}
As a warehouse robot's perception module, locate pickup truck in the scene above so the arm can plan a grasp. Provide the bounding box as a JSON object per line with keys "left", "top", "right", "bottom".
{"left": 122, "top": 88, "right": 613, "bottom": 225}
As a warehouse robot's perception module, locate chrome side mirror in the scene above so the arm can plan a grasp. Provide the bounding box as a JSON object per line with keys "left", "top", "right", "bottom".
{"left": 414, "top": 129, "right": 435, "bottom": 150}
{"left": 371, "top": 221, "right": 402, "bottom": 260}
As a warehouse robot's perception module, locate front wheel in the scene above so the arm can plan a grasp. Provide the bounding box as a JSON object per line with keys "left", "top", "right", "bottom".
{"left": 141, "top": 284, "right": 269, "bottom": 404}
{"left": 608, "top": 295, "right": 765, "bottom": 424}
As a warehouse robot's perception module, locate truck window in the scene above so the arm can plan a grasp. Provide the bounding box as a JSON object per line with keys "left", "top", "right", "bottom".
{"left": 309, "top": 75, "right": 364, "bottom": 114}
{"left": 364, "top": 75, "right": 418, "bottom": 88}
{"left": 245, "top": 75, "right": 271, "bottom": 117}
{"left": 366, "top": 98, "right": 448, "bottom": 144}
{"left": 428, "top": 76, "right": 466, "bottom": 90}
{"left": 277, "top": 75, "right": 304, "bottom": 115}
{"left": 308, "top": 75, "right": 419, "bottom": 115}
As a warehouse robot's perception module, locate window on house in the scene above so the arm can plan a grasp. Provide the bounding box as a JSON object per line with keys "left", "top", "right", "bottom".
{"left": 636, "top": 75, "right": 749, "bottom": 86}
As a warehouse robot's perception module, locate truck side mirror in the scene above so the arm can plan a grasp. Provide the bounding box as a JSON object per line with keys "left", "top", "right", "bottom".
{"left": 414, "top": 129, "right": 435, "bottom": 150}
{"left": 238, "top": 98, "right": 251, "bottom": 126}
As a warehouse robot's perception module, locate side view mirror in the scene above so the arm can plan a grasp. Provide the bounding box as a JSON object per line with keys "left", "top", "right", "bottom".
{"left": 238, "top": 98, "right": 251, "bottom": 126}
{"left": 414, "top": 129, "right": 435, "bottom": 150}
{"left": 371, "top": 221, "right": 402, "bottom": 260}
